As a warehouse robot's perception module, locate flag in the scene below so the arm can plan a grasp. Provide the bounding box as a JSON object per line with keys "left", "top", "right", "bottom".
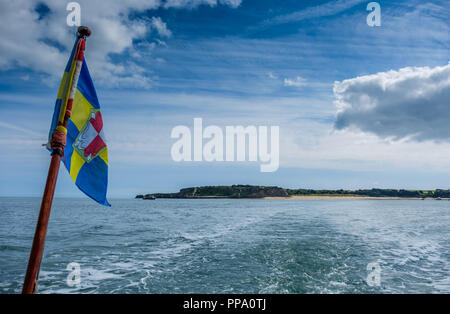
{"left": 48, "top": 38, "right": 110, "bottom": 206}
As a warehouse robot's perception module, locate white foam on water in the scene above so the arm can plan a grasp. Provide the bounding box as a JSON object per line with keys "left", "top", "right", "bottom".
{"left": 137, "top": 205, "right": 297, "bottom": 291}
{"left": 321, "top": 202, "right": 450, "bottom": 293}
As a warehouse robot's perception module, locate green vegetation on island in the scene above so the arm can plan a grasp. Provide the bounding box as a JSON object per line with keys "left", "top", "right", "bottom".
{"left": 137, "top": 185, "right": 288, "bottom": 199}
{"left": 136, "top": 185, "right": 450, "bottom": 199}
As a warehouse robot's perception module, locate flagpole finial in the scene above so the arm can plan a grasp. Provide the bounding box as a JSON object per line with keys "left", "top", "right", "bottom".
{"left": 77, "top": 26, "right": 91, "bottom": 38}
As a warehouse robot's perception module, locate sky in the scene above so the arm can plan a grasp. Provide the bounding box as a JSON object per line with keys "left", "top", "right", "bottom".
{"left": 0, "top": 0, "right": 449, "bottom": 200}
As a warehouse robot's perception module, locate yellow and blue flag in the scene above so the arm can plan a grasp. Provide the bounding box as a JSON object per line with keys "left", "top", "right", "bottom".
{"left": 48, "top": 39, "right": 110, "bottom": 206}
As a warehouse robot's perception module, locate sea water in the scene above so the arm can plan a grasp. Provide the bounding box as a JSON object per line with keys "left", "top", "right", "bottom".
{"left": 0, "top": 198, "right": 449, "bottom": 294}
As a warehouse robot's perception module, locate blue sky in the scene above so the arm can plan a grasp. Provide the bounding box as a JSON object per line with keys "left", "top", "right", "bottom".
{"left": 0, "top": 0, "right": 449, "bottom": 199}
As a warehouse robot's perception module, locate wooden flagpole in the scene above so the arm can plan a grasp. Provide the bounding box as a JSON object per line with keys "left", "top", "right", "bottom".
{"left": 22, "top": 26, "right": 91, "bottom": 294}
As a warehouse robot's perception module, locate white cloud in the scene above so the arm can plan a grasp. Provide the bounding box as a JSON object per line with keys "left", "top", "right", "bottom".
{"left": 0, "top": 0, "right": 241, "bottom": 87}
{"left": 284, "top": 76, "right": 307, "bottom": 87}
{"left": 219, "top": 0, "right": 242, "bottom": 8}
{"left": 150, "top": 17, "right": 172, "bottom": 38}
{"left": 334, "top": 64, "right": 450, "bottom": 142}
{"left": 267, "top": 72, "right": 278, "bottom": 79}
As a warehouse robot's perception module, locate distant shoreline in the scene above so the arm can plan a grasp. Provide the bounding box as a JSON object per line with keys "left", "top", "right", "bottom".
{"left": 137, "top": 185, "right": 450, "bottom": 201}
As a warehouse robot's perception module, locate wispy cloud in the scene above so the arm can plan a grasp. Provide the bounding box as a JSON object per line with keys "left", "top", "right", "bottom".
{"left": 263, "top": 0, "right": 365, "bottom": 26}
{"left": 150, "top": 17, "right": 172, "bottom": 38}
{"left": 0, "top": 121, "right": 44, "bottom": 138}
{"left": 267, "top": 72, "right": 278, "bottom": 79}
{"left": 284, "top": 76, "right": 307, "bottom": 87}
{"left": 164, "top": 0, "right": 242, "bottom": 9}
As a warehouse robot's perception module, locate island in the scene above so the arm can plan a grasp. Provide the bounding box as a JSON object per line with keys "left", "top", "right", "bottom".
{"left": 136, "top": 185, "right": 450, "bottom": 200}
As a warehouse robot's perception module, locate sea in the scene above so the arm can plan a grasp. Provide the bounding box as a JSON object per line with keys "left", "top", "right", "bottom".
{"left": 0, "top": 197, "right": 449, "bottom": 294}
